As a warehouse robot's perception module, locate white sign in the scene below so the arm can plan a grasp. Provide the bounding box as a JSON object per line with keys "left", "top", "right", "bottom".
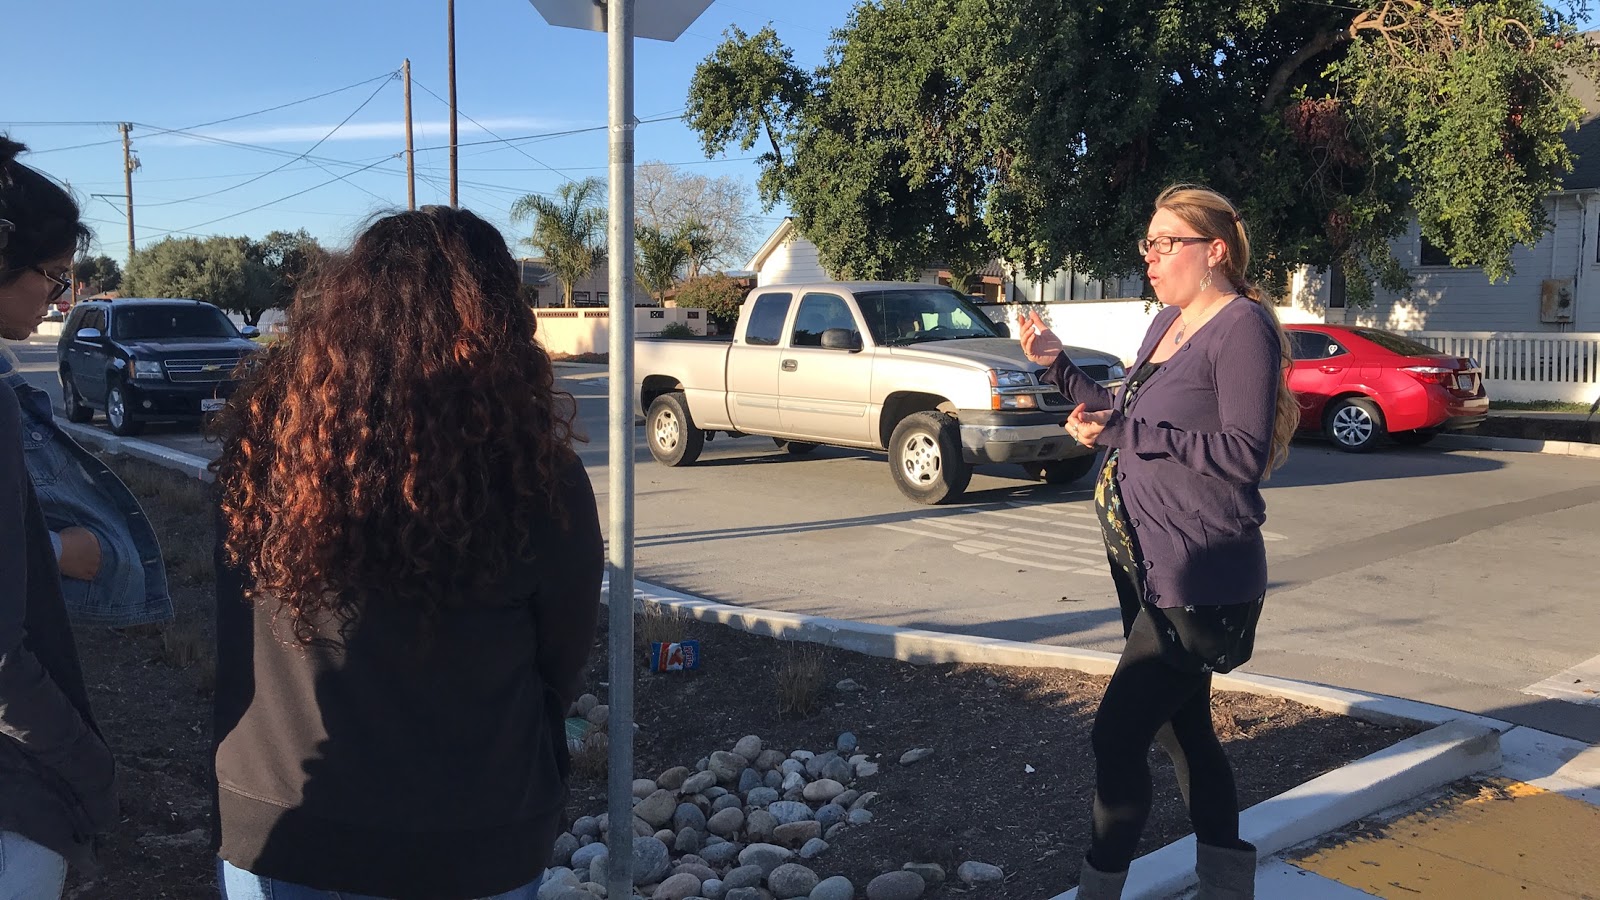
{"left": 527, "top": 0, "right": 715, "bottom": 41}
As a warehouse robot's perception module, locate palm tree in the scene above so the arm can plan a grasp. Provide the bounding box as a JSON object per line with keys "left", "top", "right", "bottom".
{"left": 635, "top": 222, "right": 704, "bottom": 305}
{"left": 510, "top": 178, "right": 607, "bottom": 308}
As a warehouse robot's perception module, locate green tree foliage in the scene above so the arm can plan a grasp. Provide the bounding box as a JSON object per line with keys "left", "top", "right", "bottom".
{"left": 123, "top": 236, "right": 277, "bottom": 324}
{"left": 686, "top": 1, "right": 1598, "bottom": 302}
{"left": 511, "top": 178, "right": 607, "bottom": 308}
{"left": 244, "top": 229, "right": 325, "bottom": 308}
{"left": 635, "top": 222, "right": 708, "bottom": 304}
{"left": 73, "top": 254, "right": 121, "bottom": 294}
{"left": 673, "top": 273, "right": 749, "bottom": 328}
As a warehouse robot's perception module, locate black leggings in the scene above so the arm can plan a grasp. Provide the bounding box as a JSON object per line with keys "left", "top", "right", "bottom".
{"left": 1087, "top": 560, "right": 1240, "bottom": 872}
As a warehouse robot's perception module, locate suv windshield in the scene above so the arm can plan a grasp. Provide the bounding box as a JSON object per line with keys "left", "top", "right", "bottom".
{"left": 112, "top": 305, "right": 239, "bottom": 340}
{"left": 854, "top": 288, "right": 1003, "bottom": 346}
{"left": 1352, "top": 328, "right": 1438, "bottom": 357}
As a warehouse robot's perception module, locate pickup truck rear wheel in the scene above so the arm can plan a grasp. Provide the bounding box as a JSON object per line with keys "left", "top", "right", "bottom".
{"left": 1022, "top": 455, "right": 1098, "bottom": 484}
{"left": 773, "top": 437, "right": 819, "bottom": 455}
{"left": 647, "top": 393, "right": 703, "bottom": 466}
{"left": 889, "top": 411, "right": 971, "bottom": 504}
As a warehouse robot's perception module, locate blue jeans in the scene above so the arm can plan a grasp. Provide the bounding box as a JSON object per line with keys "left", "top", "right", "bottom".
{"left": 217, "top": 859, "right": 543, "bottom": 900}
{"left": 0, "top": 831, "right": 68, "bottom": 900}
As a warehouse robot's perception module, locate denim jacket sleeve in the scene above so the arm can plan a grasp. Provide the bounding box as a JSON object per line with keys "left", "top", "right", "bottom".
{"left": 0, "top": 390, "right": 113, "bottom": 813}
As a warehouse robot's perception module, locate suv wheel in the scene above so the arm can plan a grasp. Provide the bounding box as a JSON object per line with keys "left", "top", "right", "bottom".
{"left": 106, "top": 382, "right": 144, "bottom": 436}
{"left": 60, "top": 370, "right": 93, "bottom": 423}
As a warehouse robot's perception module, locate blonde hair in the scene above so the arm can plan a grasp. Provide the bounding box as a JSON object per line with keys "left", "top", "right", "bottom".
{"left": 1154, "top": 184, "right": 1300, "bottom": 476}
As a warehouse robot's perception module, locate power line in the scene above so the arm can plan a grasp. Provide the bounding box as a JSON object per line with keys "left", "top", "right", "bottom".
{"left": 145, "top": 156, "right": 399, "bottom": 239}
{"left": 142, "top": 76, "right": 395, "bottom": 208}
{"left": 409, "top": 113, "right": 685, "bottom": 153}
{"left": 410, "top": 77, "right": 573, "bottom": 183}
{"left": 22, "top": 71, "right": 400, "bottom": 155}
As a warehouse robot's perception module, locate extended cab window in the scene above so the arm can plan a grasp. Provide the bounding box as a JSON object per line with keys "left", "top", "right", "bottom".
{"left": 112, "top": 306, "right": 239, "bottom": 340}
{"left": 790, "top": 293, "right": 857, "bottom": 347}
{"left": 743, "top": 293, "right": 793, "bottom": 346}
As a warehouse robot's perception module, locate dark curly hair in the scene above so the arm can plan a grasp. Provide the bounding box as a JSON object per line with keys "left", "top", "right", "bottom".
{"left": 212, "top": 206, "right": 578, "bottom": 644}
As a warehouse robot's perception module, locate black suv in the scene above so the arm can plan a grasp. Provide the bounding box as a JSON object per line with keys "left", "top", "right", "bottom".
{"left": 57, "top": 298, "right": 262, "bottom": 435}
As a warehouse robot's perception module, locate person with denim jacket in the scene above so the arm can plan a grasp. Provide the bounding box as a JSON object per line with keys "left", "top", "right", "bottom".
{"left": 0, "top": 344, "right": 172, "bottom": 629}
{"left": 0, "top": 135, "right": 121, "bottom": 898}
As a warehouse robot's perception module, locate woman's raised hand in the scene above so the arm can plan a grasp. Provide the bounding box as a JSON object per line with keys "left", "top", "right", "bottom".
{"left": 1017, "top": 310, "right": 1064, "bottom": 367}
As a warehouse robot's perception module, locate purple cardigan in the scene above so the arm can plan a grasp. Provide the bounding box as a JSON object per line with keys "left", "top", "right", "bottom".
{"left": 1045, "top": 299, "right": 1281, "bottom": 608}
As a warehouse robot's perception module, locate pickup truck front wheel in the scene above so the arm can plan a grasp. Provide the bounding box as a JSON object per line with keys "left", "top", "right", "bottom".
{"left": 647, "top": 393, "right": 704, "bottom": 466}
{"left": 889, "top": 411, "right": 972, "bottom": 504}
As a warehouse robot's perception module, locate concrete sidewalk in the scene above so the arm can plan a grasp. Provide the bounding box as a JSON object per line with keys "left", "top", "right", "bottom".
{"left": 1247, "top": 727, "right": 1600, "bottom": 899}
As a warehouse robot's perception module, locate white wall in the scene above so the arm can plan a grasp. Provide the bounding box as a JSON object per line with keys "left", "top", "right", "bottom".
{"left": 533, "top": 307, "right": 708, "bottom": 357}
{"left": 755, "top": 236, "right": 829, "bottom": 286}
{"left": 979, "top": 298, "right": 1319, "bottom": 364}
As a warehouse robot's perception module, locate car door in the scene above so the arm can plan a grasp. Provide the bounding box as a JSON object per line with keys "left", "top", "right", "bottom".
{"left": 71, "top": 307, "right": 110, "bottom": 403}
{"left": 777, "top": 291, "right": 873, "bottom": 444}
{"left": 725, "top": 292, "right": 792, "bottom": 434}
{"left": 1288, "top": 330, "right": 1350, "bottom": 427}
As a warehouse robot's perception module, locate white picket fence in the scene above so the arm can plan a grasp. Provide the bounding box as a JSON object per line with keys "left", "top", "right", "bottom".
{"left": 1406, "top": 331, "right": 1600, "bottom": 403}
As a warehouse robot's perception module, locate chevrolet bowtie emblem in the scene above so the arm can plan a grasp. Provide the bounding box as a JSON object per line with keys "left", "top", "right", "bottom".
{"left": 203, "top": 364, "right": 221, "bottom": 372}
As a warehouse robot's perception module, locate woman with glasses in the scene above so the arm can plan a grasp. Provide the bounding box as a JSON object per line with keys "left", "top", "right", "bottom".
{"left": 0, "top": 135, "right": 122, "bottom": 899}
{"left": 1019, "top": 184, "right": 1299, "bottom": 899}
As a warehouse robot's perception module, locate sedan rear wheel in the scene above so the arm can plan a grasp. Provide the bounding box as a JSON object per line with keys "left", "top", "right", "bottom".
{"left": 1325, "top": 397, "right": 1384, "bottom": 453}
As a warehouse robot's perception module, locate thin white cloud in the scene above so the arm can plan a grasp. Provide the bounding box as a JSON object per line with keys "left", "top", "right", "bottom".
{"left": 155, "top": 117, "right": 570, "bottom": 146}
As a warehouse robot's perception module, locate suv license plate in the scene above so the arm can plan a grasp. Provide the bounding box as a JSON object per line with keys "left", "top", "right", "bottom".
{"left": 201, "top": 398, "right": 226, "bottom": 413}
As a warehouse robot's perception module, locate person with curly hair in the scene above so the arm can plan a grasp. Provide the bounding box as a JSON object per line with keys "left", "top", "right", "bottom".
{"left": 210, "top": 206, "right": 603, "bottom": 900}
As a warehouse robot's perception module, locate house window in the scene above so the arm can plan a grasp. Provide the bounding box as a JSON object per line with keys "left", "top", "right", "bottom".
{"left": 1418, "top": 236, "right": 1450, "bottom": 267}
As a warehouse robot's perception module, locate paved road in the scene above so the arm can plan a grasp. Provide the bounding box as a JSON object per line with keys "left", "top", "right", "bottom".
{"left": 15, "top": 337, "right": 1600, "bottom": 741}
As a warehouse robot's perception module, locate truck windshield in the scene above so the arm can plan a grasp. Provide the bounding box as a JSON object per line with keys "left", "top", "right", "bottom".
{"left": 854, "top": 288, "right": 1003, "bottom": 346}
{"left": 113, "top": 305, "right": 240, "bottom": 340}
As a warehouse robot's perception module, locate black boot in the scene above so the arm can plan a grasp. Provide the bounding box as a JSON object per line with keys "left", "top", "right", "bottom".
{"left": 1195, "top": 840, "right": 1256, "bottom": 900}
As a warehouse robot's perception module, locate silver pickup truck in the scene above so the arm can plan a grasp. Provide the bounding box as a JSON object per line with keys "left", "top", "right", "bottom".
{"left": 634, "top": 281, "right": 1125, "bottom": 503}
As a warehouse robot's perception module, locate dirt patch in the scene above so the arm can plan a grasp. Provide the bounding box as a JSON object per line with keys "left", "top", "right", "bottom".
{"left": 63, "top": 456, "right": 1415, "bottom": 899}
{"left": 566, "top": 607, "right": 1415, "bottom": 898}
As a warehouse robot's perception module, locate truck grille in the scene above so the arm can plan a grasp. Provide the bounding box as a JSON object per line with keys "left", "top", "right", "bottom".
{"left": 164, "top": 357, "right": 243, "bottom": 382}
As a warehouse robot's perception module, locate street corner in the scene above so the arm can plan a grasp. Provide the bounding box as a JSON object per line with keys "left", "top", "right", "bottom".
{"left": 1286, "top": 776, "right": 1600, "bottom": 898}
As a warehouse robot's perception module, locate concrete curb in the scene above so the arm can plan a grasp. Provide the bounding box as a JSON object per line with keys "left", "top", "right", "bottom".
{"left": 1051, "top": 719, "right": 1504, "bottom": 900}
{"left": 58, "top": 421, "right": 216, "bottom": 482}
{"left": 619, "top": 578, "right": 1504, "bottom": 733}
{"left": 1436, "top": 431, "right": 1600, "bottom": 460}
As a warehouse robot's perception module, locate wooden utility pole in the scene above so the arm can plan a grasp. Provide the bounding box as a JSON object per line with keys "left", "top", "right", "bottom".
{"left": 403, "top": 58, "right": 416, "bottom": 210}
{"left": 119, "top": 123, "right": 137, "bottom": 261}
{"left": 447, "top": 0, "right": 459, "bottom": 207}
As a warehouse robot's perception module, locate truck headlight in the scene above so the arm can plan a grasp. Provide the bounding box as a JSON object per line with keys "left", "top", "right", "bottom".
{"left": 132, "top": 359, "right": 164, "bottom": 380}
{"left": 990, "top": 368, "right": 1041, "bottom": 409}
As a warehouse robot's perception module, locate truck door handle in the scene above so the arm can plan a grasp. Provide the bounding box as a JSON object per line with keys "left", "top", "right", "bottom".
{"left": 781, "top": 359, "right": 798, "bottom": 372}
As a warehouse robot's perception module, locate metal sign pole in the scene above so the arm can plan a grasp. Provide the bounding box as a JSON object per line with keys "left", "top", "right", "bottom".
{"left": 604, "top": 0, "right": 637, "bottom": 895}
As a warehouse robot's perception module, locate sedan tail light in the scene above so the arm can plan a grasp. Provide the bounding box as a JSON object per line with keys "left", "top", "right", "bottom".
{"left": 1400, "top": 365, "right": 1453, "bottom": 385}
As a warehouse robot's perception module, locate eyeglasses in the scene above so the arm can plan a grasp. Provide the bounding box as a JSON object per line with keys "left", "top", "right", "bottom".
{"left": 33, "top": 266, "right": 71, "bottom": 303}
{"left": 1138, "top": 235, "right": 1212, "bottom": 256}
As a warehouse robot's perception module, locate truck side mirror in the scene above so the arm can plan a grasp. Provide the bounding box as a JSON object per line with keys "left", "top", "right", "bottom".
{"left": 821, "top": 328, "right": 863, "bottom": 352}
{"left": 994, "top": 319, "right": 1010, "bottom": 338}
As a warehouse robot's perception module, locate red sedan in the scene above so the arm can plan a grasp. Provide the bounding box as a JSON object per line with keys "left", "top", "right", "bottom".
{"left": 1284, "top": 324, "right": 1490, "bottom": 452}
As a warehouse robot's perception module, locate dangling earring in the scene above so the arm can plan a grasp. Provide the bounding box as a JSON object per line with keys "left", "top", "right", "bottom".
{"left": 1199, "top": 265, "right": 1214, "bottom": 293}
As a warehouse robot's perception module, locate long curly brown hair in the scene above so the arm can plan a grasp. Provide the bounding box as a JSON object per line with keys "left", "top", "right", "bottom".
{"left": 212, "top": 206, "right": 577, "bottom": 643}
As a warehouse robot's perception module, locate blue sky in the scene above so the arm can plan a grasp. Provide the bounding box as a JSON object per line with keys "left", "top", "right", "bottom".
{"left": 4, "top": 0, "right": 859, "bottom": 265}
